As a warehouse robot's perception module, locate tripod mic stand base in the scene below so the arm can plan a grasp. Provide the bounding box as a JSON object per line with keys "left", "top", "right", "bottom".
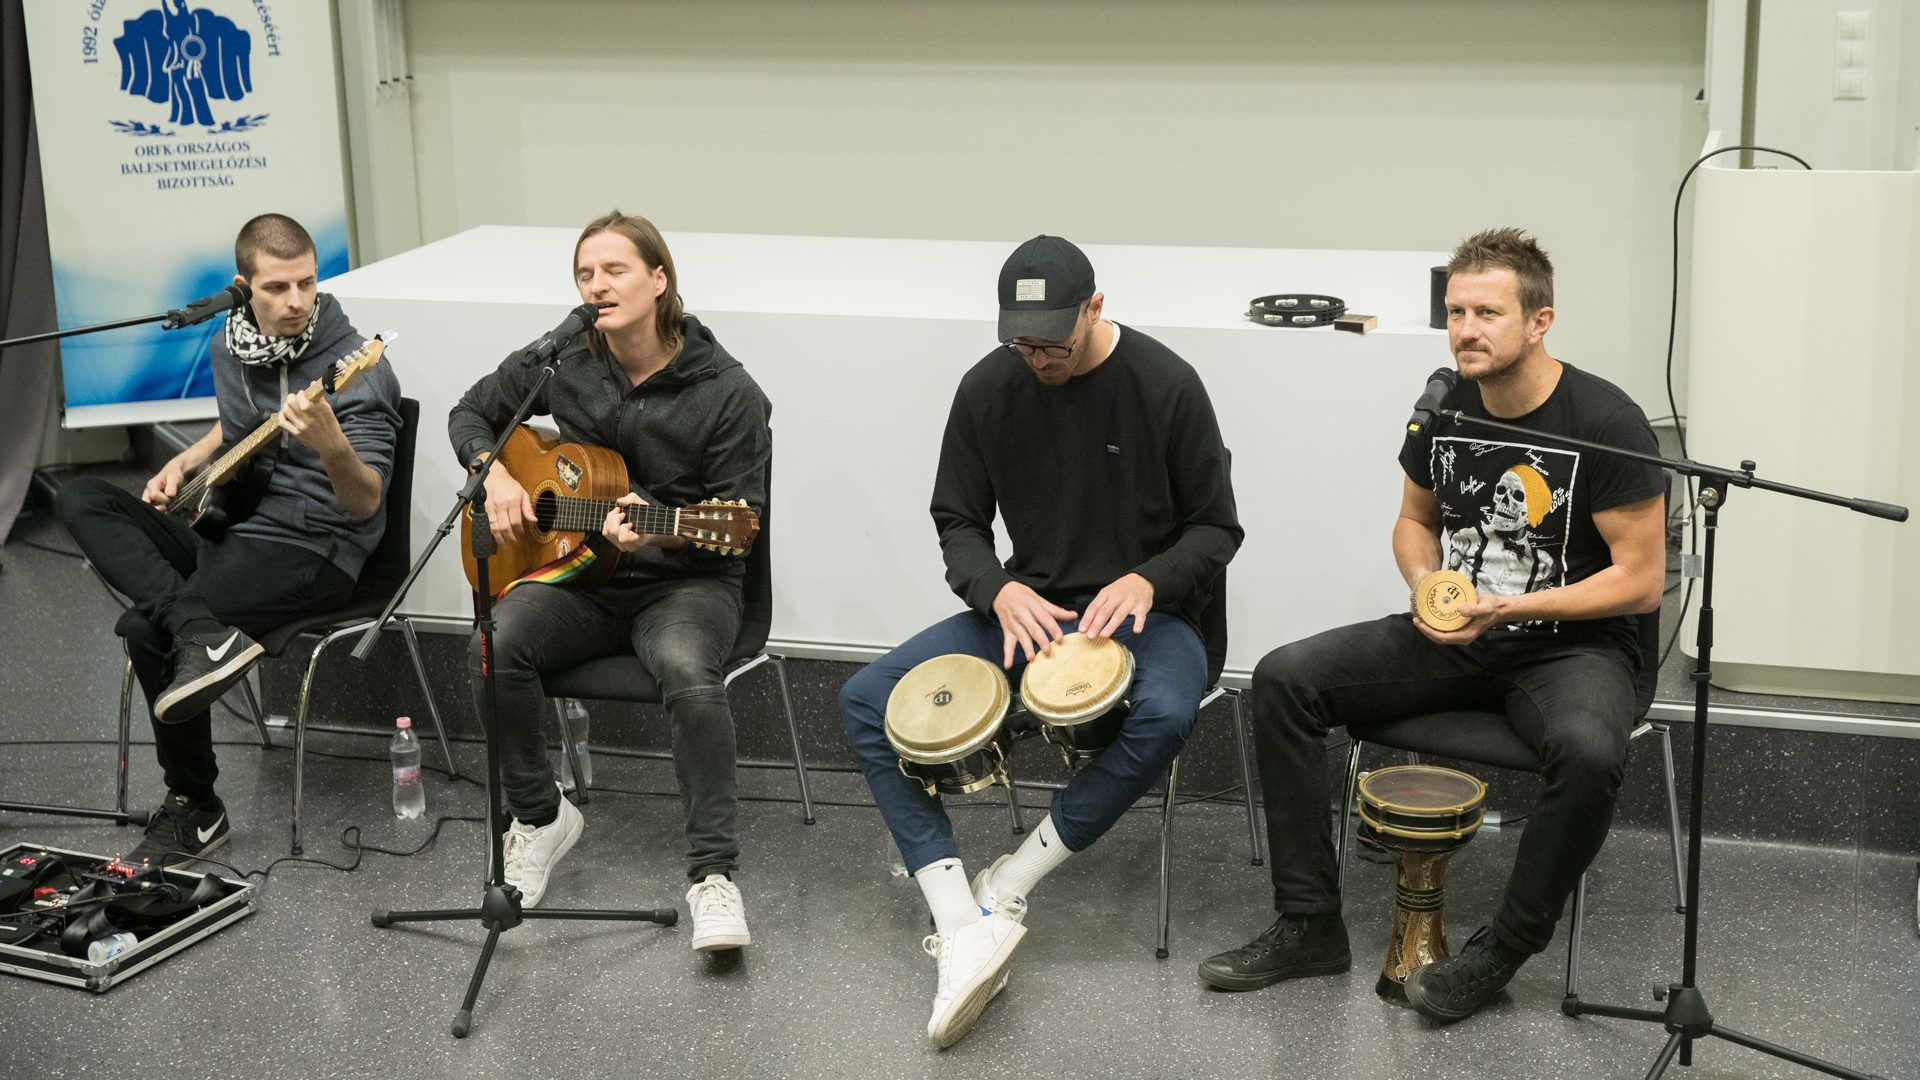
{"left": 1564, "top": 987, "right": 1889, "bottom": 1080}
{"left": 372, "top": 884, "right": 677, "bottom": 1039}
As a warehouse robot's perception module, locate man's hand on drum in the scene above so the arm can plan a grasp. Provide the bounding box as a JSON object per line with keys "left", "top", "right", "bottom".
{"left": 992, "top": 581, "right": 1078, "bottom": 668}
{"left": 1413, "top": 594, "right": 1511, "bottom": 646}
{"left": 1081, "top": 572, "right": 1154, "bottom": 640}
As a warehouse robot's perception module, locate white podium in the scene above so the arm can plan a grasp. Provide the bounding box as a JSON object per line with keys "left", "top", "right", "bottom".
{"left": 325, "top": 227, "right": 1452, "bottom": 677}
{"left": 1683, "top": 168, "right": 1920, "bottom": 704}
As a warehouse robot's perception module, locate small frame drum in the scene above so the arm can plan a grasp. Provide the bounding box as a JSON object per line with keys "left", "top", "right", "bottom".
{"left": 885, "top": 654, "right": 1011, "bottom": 797}
{"left": 1018, "top": 632, "right": 1135, "bottom": 766}
{"left": 1355, "top": 763, "right": 1488, "bottom": 1004}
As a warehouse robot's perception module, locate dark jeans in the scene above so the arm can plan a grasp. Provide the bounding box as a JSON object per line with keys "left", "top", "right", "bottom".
{"left": 56, "top": 477, "right": 355, "bottom": 805}
{"left": 469, "top": 574, "right": 744, "bottom": 881}
{"left": 838, "top": 603, "right": 1207, "bottom": 874}
{"left": 1254, "top": 613, "right": 1637, "bottom": 955}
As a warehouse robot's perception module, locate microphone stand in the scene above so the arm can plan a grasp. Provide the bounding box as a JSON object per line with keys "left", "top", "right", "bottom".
{"left": 0, "top": 298, "right": 240, "bottom": 352}
{"left": 1434, "top": 407, "right": 1905, "bottom": 1080}
{"left": 357, "top": 360, "right": 674, "bottom": 1040}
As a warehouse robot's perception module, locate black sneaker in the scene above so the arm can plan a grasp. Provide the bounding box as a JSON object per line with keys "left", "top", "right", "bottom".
{"left": 126, "top": 793, "right": 231, "bottom": 867}
{"left": 1198, "top": 912, "right": 1351, "bottom": 990}
{"left": 1404, "top": 926, "right": 1528, "bottom": 1023}
{"left": 154, "top": 626, "right": 263, "bottom": 725}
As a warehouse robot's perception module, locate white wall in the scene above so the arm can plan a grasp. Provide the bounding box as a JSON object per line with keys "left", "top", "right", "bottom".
{"left": 390, "top": 0, "right": 1709, "bottom": 414}
{"left": 1753, "top": 0, "right": 1917, "bottom": 170}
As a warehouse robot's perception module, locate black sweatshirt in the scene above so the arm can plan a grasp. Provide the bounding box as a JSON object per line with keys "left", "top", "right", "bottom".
{"left": 930, "top": 323, "right": 1242, "bottom": 627}
{"left": 448, "top": 313, "right": 770, "bottom": 585}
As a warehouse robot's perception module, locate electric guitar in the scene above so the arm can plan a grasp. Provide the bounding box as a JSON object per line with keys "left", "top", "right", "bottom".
{"left": 460, "top": 425, "right": 761, "bottom": 594}
{"left": 166, "top": 334, "right": 394, "bottom": 539}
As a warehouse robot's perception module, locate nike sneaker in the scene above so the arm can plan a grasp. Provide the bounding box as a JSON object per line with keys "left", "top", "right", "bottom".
{"left": 154, "top": 626, "right": 264, "bottom": 725}
{"left": 126, "top": 792, "right": 231, "bottom": 867}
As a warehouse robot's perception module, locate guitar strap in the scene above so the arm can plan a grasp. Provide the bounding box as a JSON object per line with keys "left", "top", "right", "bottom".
{"left": 494, "top": 533, "right": 618, "bottom": 601}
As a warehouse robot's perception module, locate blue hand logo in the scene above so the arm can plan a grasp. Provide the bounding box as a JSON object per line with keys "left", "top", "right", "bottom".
{"left": 114, "top": 0, "right": 252, "bottom": 129}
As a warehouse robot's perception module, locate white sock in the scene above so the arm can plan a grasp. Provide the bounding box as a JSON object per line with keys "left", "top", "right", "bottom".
{"left": 994, "top": 814, "right": 1073, "bottom": 900}
{"left": 916, "top": 857, "right": 984, "bottom": 937}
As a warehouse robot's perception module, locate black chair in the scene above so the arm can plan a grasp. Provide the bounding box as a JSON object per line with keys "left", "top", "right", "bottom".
{"left": 545, "top": 463, "right": 816, "bottom": 824}
{"left": 114, "top": 397, "right": 458, "bottom": 855}
{"left": 1333, "top": 609, "right": 1686, "bottom": 1000}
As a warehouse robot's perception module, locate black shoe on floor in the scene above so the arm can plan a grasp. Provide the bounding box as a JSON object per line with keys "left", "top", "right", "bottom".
{"left": 1198, "top": 912, "right": 1351, "bottom": 990}
{"left": 126, "top": 793, "right": 232, "bottom": 867}
{"left": 154, "top": 626, "right": 263, "bottom": 725}
{"left": 1404, "top": 926, "right": 1528, "bottom": 1023}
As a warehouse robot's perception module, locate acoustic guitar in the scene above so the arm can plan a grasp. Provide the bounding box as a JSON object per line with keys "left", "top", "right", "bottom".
{"left": 460, "top": 425, "right": 760, "bottom": 594}
{"left": 167, "top": 334, "right": 393, "bottom": 539}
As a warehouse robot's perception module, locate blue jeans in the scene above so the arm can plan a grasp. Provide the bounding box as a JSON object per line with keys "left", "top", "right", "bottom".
{"left": 839, "top": 601, "right": 1206, "bottom": 874}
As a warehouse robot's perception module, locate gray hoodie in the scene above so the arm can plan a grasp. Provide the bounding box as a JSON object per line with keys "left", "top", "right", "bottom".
{"left": 449, "top": 312, "right": 770, "bottom": 585}
{"left": 214, "top": 292, "right": 403, "bottom": 579}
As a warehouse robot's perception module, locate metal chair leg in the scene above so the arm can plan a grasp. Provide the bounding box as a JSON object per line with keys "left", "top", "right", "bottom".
{"left": 553, "top": 698, "right": 588, "bottom": 807}
{"left": 767, "top": 655, "right": 816, "bottom": 825}
{"left": 1656, "top": 722, "right": 1686, "bottom": 914}
{"left": 1565, "top": 870, "right": 1588, "bottom": 1000}
{"left": 289, "top": 623, "right": 367, "bottom": 856}
{"left": 116, "top": 659, "right": 135, "bottom": 816}
{"left": 1157, "top": 757, "right": 1180, "bottom": 959}
{"left": 237, "top": 673, "right": 273, "bottom": 748}
{"left": 1005, "top": 763, "right": 1026, "bottom": 835}
{"left": 1337, "top": 739, "right": 1364, "bottom": 897}
{"left": 1226, "top": 689, "right": 1263, "bottom": 866}
{"left": 398, "top": 616, "right": 459, "bottom": 780}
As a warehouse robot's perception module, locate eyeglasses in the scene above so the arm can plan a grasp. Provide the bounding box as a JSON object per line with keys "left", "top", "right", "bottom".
{"left": 1004, "top": 338, "right": 1077, "bottom": 360}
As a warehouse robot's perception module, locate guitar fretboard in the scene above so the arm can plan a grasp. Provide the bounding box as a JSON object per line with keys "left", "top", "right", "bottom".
{"left": 546, "top": 497, "right": 679, "bottom": 536}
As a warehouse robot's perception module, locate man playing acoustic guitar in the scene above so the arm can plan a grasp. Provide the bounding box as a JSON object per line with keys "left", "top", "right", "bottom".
{"left": 58, "top": 213, "right": 402, "bottom": 866}
{"left": 448, "top": 211, "right": 771, "bottom": 953}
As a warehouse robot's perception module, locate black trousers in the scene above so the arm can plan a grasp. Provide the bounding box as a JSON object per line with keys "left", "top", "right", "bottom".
{"left": 1253, "top": 613, "right": 1637, "bottom": 954}
{"left": 467, "top": 574, "right": 744, "bottom": 882}
{"left": 57, "top": 477, "right": 354, "bottom": 804}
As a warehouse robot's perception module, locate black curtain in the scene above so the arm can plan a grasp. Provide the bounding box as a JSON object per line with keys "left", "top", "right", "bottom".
{"left": 0, "top": 0, "right": 58, "bottom": 544}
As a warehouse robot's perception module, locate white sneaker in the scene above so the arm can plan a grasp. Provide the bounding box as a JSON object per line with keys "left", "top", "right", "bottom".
{"left": 687, "top": 874, "right": 751, "bottom": 951}
{"left": 501, "top": 794, "right": 583, "bottom": 908}
{"left": 924, "top": 912, "right": 1025, "bottom": 1048}
{"left": 970, "top": 854, "right": 1029, "bottom": 925}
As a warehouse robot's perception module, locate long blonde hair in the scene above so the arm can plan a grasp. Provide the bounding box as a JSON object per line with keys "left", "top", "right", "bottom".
{"left": 575, "top": 210, "right": 685, "bottom": 360}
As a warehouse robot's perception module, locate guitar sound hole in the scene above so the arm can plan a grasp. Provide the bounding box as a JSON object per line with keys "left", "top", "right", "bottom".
{"left": 534, "top": 491, "right": 559, "bottom": 533}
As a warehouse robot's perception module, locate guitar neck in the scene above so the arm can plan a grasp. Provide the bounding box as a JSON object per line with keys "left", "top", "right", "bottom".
{"left": 549, "top": 496, "right": 680, "bottom": 536}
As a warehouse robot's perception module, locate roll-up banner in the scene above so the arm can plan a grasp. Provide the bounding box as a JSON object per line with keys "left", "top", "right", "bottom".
{"left": 23, "top": 0, "right": 350, "bottom": 428}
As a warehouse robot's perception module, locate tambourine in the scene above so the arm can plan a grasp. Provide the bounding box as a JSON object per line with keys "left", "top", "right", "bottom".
{"left": 1247, "top": 293, "right": 1347, "bottom": 327}
{"left": 1412, "top": 570, "right": 1476, "bottom": 631}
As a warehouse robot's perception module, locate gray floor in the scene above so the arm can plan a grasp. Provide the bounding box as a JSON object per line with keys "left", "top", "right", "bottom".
{"left": 3, "top": 504, "right": 1918, "bottom": 1079}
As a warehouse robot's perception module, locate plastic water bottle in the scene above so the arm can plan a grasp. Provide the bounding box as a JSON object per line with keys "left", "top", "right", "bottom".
{"left": 390, "top": 716, "right": 425, "bottom": 819}
{"left": 558, "top": 698, "right": 593, "bottom": 792}
{"left": 884, "top": 833, "right": 909, "bottom": 879}
{"left": 87, "top": 931, "right": 138, "bottom": 964}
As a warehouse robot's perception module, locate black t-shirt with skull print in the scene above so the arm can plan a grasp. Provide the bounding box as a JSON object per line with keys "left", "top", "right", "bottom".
{"left": 1399, "top": 361, "right": 1665, "bottom": 655}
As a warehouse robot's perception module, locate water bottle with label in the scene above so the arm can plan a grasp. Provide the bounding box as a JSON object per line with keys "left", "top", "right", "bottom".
{"left": 87, "top": 931, "right": 138, "bottom": 964}
{"left": 390, "top": 716, "right": 425, "bottom": 819}
{"left": 558, "top": 698, "right": 593, "bottom": 792}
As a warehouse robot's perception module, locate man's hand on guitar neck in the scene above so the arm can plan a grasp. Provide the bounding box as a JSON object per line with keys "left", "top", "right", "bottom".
{"left": 605, "top": 493, "right": 687, "bottom": 552}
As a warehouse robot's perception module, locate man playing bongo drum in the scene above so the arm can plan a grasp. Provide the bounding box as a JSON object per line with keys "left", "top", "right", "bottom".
{"left": 1202, "top": 228, "right": 1666, "bottom": 1023}
{"left": 838, "top": 235, "right": 1242, "bottom": 1047}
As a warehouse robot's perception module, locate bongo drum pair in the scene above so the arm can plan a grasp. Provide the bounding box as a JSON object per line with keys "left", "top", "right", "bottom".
{"left": 884, "top": 632, "right": 1133, "bottom": 797}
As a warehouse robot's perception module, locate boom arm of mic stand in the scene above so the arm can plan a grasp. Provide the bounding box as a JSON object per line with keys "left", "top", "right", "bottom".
{"left": 0, "top": 311, "right": 172, "bottom": 352}
{"left": 1433, "top": 409, "right": 1908, "bottom": 522}
{"left": 350, "top": 364, "right": 559, "bottom": 662}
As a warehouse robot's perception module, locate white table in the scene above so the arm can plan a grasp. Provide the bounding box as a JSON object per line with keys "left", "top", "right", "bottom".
{"left": 325, "top": 227, "right": 1450, "bottom": 677}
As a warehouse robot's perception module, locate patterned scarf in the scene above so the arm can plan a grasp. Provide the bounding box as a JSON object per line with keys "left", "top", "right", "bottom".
{"left": 225, "top": 302, "right": 317, "bottom": 367}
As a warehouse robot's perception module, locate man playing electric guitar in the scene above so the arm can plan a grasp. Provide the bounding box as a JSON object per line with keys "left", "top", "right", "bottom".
{"left": 58, "top": 213, "right": 403, "bottom": 865}
{"left": 447, "top": 211, "right": 771, "bottom": 954}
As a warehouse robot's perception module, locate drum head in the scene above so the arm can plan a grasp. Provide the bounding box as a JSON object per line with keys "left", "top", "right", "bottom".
{"left": 1358, "top": 764, "right": 1486, "bottom": 816}
{"left": 1020, "top": 632, "right": 1134, "bottom": 724}
{"left": 886, "top": 654, "right": 1010, "bottom": 764}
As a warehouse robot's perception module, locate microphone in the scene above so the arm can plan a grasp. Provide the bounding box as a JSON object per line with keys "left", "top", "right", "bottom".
{"left": 516, "top": 303, "right": 600, "bottom": 363}
{"left": 162, "top": 283, "right": 251, "bottom": 329}
{"left": 1406, "top": 367, "right": 1458, "bottom": 436}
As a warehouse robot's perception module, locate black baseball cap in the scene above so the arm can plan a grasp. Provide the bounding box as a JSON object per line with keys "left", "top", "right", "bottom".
{"left": 997, "top": 235, "right": 1095, "bottom": 343}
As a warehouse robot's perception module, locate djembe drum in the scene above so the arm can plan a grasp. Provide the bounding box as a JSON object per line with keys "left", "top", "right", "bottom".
{"left": 1356, "top": 763, "right": 1488, "bottom": 1004}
